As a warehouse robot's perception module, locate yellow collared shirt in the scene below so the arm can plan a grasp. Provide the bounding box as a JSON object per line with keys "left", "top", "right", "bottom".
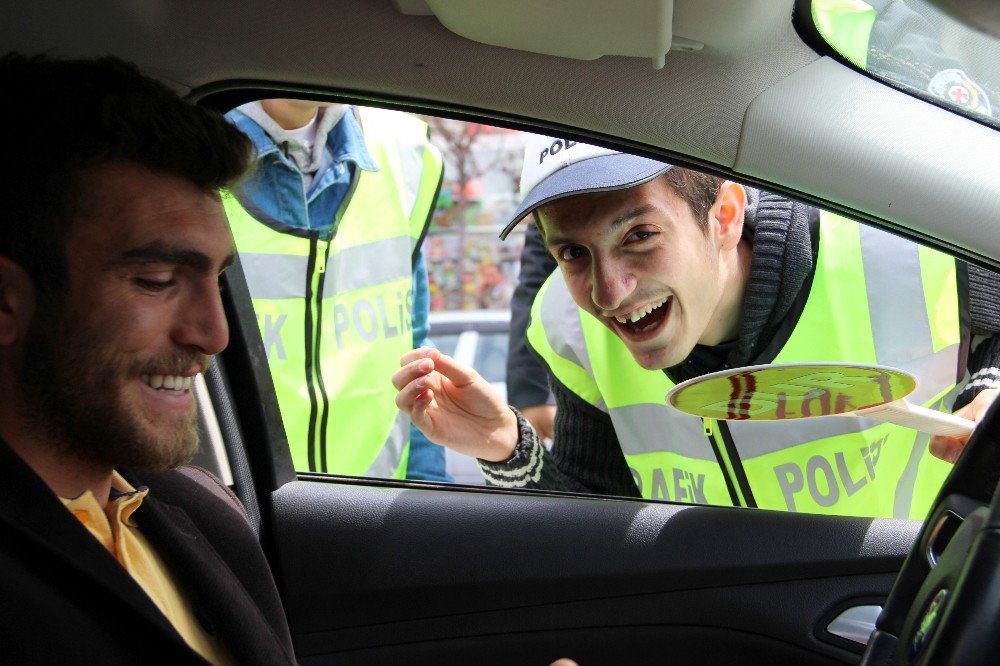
{"left": 61, "top": 472, "right": 233, "bottom": 665}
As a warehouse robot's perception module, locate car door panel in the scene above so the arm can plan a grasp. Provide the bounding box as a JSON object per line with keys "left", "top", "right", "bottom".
{"left": 269, "top": 479, "right": 917, "bottom": 664}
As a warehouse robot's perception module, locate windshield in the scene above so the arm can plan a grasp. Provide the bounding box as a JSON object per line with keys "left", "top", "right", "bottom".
{"left": 812, "top": 0, "right": 1000, "bottom": 128}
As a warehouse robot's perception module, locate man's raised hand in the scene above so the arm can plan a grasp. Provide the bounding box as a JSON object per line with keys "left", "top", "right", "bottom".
{"left": 394, "top": 347, "right": 518, "bottom": 462}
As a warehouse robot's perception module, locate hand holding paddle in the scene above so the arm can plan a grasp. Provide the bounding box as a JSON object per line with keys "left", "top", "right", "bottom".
{"left": 666, "top": 362, "right": 974, "bottom": 437}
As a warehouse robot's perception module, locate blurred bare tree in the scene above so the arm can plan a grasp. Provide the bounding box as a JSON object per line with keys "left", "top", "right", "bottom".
{"left": 422, "top": 116, "right": 526, "bottom": 309}
{"left": 424, "top": 117, "right": 490, "bottom": 303}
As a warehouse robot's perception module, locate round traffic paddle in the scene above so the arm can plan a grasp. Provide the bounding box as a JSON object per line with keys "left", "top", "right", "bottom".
{"left": 666, "top": 362, "right": 973, "bottom": 437}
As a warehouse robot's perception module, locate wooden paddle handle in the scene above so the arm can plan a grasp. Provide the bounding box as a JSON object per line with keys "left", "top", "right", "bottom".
{"left": 854, "top": 400, "right": 975, "bottom": 437}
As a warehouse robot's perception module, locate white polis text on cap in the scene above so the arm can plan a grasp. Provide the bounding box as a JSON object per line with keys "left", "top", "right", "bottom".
{"left": 519, "top": 135, "right": 618, "bottom": 199}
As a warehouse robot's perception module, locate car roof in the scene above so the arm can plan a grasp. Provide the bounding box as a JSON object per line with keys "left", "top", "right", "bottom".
{"left": 3, "top": 0, "right": 998, "bottom": 264}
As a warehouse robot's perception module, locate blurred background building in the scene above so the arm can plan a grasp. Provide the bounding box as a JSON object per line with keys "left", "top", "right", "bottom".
{"left": 421, "top": 118, "right": 529, "bottom": 312}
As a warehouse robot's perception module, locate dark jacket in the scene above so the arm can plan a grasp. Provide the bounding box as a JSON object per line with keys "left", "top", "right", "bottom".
{"left": 506, "top": 220, "right": 558, "bottom": 409}
{"left": 0, "top": 439, "right": 296, "bottom": 665}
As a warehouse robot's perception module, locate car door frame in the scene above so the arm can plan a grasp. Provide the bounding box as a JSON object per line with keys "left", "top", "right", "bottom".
{"left": 199, "top": 87, "right": 930, "bottom": 665}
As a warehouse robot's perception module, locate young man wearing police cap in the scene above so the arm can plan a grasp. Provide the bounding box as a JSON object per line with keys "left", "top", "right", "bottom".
{"left": 394, "top": 136, "right": 1000, "bottom": 518}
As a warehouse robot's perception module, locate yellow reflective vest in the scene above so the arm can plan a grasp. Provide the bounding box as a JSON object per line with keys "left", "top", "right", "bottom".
{"left": 528, "top": 212, "right": 963, "bottom": 519}
{"left": 225, "top": 108, "right": 443, "bottom": 476}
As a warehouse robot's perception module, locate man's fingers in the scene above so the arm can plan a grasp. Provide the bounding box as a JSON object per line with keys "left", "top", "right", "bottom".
{"left": 966, "top": 388, "right": 999, "bottom": 422}
{"left": 431, "top": 351, "right": 481, "bottom": 387}
{"left": 952, "top": 388, "right": 999, "bottom": 423}
{"left": 396, "top": 368, "right": 436, "bottom": 410}
{"left": 397, "top": 383, "right": 437, "bottom": 439}
{"left": 929, "top": 435, "right": 965, "bottom": 464}
{"left": 929, "top": 389, "right": 1000, "bottom": 464}
{"left": 392, "top": 356, "right": 436, "bottom": 391}
{"left": 396, "top": 348, "right": 479, "bottom": 391}
{"left": 399, "top": 346, "right": 438, "bottom": 368}
{"left": 394, "top": 363, "right": 439, "bottom": 411}
{"left": 394, "top": 378, "right": 420, "bottom": 412}
{"left": 410, "top": 388, "right": 435, "bottom": 426}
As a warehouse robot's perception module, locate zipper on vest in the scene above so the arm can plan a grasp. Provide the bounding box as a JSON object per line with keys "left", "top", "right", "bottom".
{"left": 313, "top": 239, "right": 334, "bottom": 474}
{"left": 303, "top": 233, "right": 322, "bottom": 472}
{"left": 302, "top": 164, "right": 360, "bottom": 473}
{"left": 315, "top": 237, "right": 328, "bottom": 274}
{"left": 702, "top": 418, "right": 756, "bottom": 508}
{"left": 717, "top": 421, "right": 757, "bottom": 508}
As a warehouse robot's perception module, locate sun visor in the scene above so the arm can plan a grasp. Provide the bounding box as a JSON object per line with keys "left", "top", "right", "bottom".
{"left": 393, "top": 0, "right": 699, "bottom": 69}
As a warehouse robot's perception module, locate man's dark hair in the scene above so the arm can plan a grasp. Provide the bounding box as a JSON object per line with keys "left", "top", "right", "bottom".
{"left": 661, "top": 167, "right": 724, "bottom": 232}
{"left": 0, "top": 53, "right": 252, "bottom": 293}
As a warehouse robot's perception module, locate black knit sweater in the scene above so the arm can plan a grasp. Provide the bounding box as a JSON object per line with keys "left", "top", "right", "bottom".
{"left": 482, "top": 189, "right": 1000, "bottom": 495}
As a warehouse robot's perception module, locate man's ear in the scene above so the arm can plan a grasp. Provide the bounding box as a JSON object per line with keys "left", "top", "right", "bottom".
{"left": 710, "top": 181, "right": 747, "bottom": 250}
{"left": 0, "top": 257, "right": 37, "bottom": 347}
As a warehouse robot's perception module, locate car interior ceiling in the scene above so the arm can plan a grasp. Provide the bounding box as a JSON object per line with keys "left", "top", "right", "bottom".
{"left": 1, "top": 0, "right": 996, "bottom": 266}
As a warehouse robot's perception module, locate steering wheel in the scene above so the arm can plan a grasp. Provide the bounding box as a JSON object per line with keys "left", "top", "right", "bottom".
{"left": 860, "top": 397, "right": 1000, "bottom": 665}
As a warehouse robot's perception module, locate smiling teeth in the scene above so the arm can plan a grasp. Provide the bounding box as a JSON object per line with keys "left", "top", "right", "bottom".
{"left": 615, "top": 297, "right": 669, "bottom": 324}
{"left": 141, "top": 374, "right": 194, "bottom": 392}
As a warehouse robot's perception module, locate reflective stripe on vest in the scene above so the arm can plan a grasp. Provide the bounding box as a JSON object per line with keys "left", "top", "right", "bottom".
{"left": 226, "top": 107, "right": 443, "bottom": 477}
{"left": 529, "top": 212, "right": 960, "bottom": 518}
{"left": 239, "top": 236, "right": 413, "bottom": 300}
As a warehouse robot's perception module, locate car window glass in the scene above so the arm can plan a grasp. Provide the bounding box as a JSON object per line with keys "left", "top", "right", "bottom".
{"left": 225, "top": 100, "right": 980, "bottom": 521}
{"left": 473, "top": 332, "right": 509, "bottom": 384}
{"left": 432, "top": 333, "right": 461, "bottom": 358}
{"left": 810, "top": 0, "right": 1000, "bottom": 128}
{"left": 224, "top": 101, "right": 524, "bottom": 484}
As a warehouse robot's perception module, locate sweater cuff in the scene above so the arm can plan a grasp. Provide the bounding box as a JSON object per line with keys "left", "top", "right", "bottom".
{"left": 477, "top": 407, "right": 545, "bottom": 487}
{"left": 955, "top": 366, "right": 1000, "bottom": 410}
{"left": 955, "top": 335, "right": 1000, "bottom": 410}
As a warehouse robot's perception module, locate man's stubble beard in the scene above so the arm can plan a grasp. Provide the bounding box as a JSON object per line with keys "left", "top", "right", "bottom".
{"left": 16, "top": 295, "right": 203, "bottom": 472}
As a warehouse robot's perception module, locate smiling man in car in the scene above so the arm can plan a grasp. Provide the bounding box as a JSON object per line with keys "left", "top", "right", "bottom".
{"left": 0, "top": 54, "right": 295, "bottom": 663}
{"left": 395, "top": 135, "right": 1000, "bottom": 519}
